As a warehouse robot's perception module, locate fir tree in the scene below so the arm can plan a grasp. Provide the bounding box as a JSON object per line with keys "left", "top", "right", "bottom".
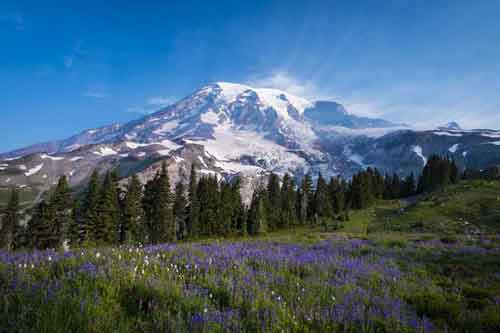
{"left": 68, "top": 200, "right": 82, "bottom": 247}
{"left": 248, "top": 189, "right": 268, "bottom": 235}
{"left": 391, "top": 173, "right": 401, "bottom": 199}
{"left": 280, "top": 173, "right": 297, "bottom": 227}
{"left": 230, "top": 176, "right": 245, "bottom": 234}
{"left": 313, "top": 173, "right": 333, "bottom": 224}
{"left": 197, "top": 175, "right": 219, "bottom": 236}
{"left": 97, "top": 170, "right": 121, "bottom": 244}
{"left": 218, "top": 181, "right": 233, "bottom": 236}
{"left": 266, "top": 172, "right": 281, "bottom": 230}
{"left": 122, "top": 174, "right": 143, "bottom": 244}
{"left": 154, "top": 162, "right": 175, "bottom": 243}
{"left": 298, "top": 173, "right": 313, "bottom": 224}
{"left": 450, "top": 158, "right": 459, "bottom": 184}
{"left": 383, "top": 173, "right": 393, "bottom": 199}
{"left": 142, "top": 171, "right": 159, "bottom": 244}
{"left": 401, "top": 173, "right": 416, "bottom": 198}
{"left": 187, "top": 163, "right": 200, "bottom": 238}
{"left": 1, "top": 188, "right": 20, "bottom": 251}
{"left": 328, "top": 177, "right": 345, "bottom": 215}
{"left": 50, "top": 175, "right": 73, "bottom": 249}
{"left": 173, "top": 181, "right": 188, "bottom": 240}
{"left": 28, "top": 200, "right": 54, "bottom": 249}
{"left": 350, "top": 173, "right": 365, "bottom": 209}
{"left": 81, "top": 170, "right": 101, "bottom": 245}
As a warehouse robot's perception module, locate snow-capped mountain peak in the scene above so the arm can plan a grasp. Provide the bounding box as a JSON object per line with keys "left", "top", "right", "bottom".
{"left": 5, "top": 81, "right": 497, "bottom": 206}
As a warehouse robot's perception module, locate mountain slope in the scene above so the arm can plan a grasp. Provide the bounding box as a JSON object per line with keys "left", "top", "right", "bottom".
{"left": 1, "top": 82, "right": 500, "bottom": 205}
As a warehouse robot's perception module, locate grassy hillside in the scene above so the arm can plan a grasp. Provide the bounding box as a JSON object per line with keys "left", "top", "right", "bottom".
{"left": 367, "top": 180, "right": 500, "bottom": 235}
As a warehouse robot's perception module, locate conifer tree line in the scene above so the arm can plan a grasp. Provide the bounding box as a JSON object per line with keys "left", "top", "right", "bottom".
{"left": 0, "top": 154, "right": 488, "bottom": 251}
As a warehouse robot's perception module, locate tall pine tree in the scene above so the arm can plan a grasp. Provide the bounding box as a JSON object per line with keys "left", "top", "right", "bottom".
{"left": 1, "top": 188, "right": 20, "bottom": 251}
{"left": 173, "top": 181, "right": 187, "bottom": 240}
{"left": 122, "top": 174, "right": 143, "bottom": 244}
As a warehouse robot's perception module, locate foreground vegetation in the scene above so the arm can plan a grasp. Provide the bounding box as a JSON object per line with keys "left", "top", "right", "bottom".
{"left": 1, "top": 227, "right": 499, "bottom": 332}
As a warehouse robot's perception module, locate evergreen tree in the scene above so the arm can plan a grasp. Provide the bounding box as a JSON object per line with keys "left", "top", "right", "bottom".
{"left": 142, "top": 171, "right": 159, "bottom": 244}
{"left": 373, "top": 168, "right": 385, "bottom": 199}
{"left": 313, "top": 173, "right": 333, "bottom": 224}
{"left": 328, "top": 176, "right": 345, "bottom": 215}
{"left": 122, "top": 174, "right": 143, "bottom": 244}
{"left": 401, "top": 173, "right": 416, "bottom": 198}
{"left": 81, "top": 170, "right": 101, "bottom": 245}
{"left": 298, "top": 173, "right": 313, "bottom": 224}
{"left": 28, "top": 200, "right": 54, "bottom": 249}
{"left": 68, "top": 200, "right": 82, "bottom": 247}
{"left": 450, "top": 158, "right": 459, "bottom": 184}
{"left": 197, "top": 175, "right": 219, "bottom": 236}
{"left": 186, "top": 163, "right": 200, "bottom": 238}
{"left": 391, "top": 173, "right": 401, "bottom": 199}
{"left": 50, "top": 175, "right": 73, "bottom": 249}
{"left": 418, "top": 155, "right": 457, "bottom": 193}
{"left": 350, "top": 173, "right": 365, "bottom": 209}
{"left": 280, "top": 173, "right": 297, "bottom": 227}
{"left": 230, "top": 176, "right": 245, "bottom": 234}
{"left": 1, "top": 188, "right": 20, "bottom": 251}
{"left": 266, "top": 172, "right": 281, "bottom": 230}
{"left": 383, "top": 173, "right": 393, "bottom": 199}
{"left": 247, "top": 189, "right": 268, "bottom": 235}
{"left": 218, "top": 181, "right": 233, "bottom": 236}
{"left": 173, "top": 181, "right": 188, "bottom": 240}
{"left": 154, "top": 162, "right": 175, "bottom": 243}
{"left": 97, "top": 170, "right": 121, "bottom": 244}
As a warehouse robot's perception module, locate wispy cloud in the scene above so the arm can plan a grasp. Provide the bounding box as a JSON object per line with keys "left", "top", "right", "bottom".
{"left": 244, "top": 71, "right": 500, "bottom": 129}
{"left": 246, "top": 71, "right": 328, "bottom": 100}
{"left": 0, "top": 11, "right": 24, "bottom": 30}
{"left": 64, "top": 40, "right": 84, "bottom": 69}
{"left": 126, "top": 96, "right": 176, "bottom": 114}
{"left": 83, "top": 89, "right": 110, "bottom": 99}
{"left": 147, "top": 96, "right": 175, "bottom": 108}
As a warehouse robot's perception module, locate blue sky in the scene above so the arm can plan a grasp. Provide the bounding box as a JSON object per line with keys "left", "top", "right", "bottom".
{"left": 1, "top": 0, "right": 500, "bottom": 152}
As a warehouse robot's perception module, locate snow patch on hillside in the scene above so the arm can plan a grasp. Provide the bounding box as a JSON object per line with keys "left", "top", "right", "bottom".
{"left": 481, "top": 133, "right": 500, "bottom": 139}
{"left": 25, "top": 163, "right": 43, "bottom": 176}
{"left": 93, "top": 147, "right": 118, "bottom": 157}
{"left": 40, "top": 154, "right": 64, "bottom": 161}
{"left": 433, "top": 131, "right": 463, "bottom": 137}
{"left": 448, "top": 144, "right": 460, "bottom": 153}
{"left": 412, "top": 145, "right": 427, "bottom": 166}
{"left": 201, "top": 111, "right": 221, "bottom": 125}
{"left": 153, "top": 120, "right": 179, "bottom": 135}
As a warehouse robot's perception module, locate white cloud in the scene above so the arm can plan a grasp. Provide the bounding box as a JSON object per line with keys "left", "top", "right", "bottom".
{"left": 83, "top": 89, "right": 110, "bottom": 99}
{"left": 126, "top": 106, "right": 150, "bottom": 114}
{"left": 126, "top": 96, "right": 176, "bottom": 115}
{"left": 147, "top": 96, "right": 174, "bottom": 107}
{"left": 244, "top": 72, "right": 500, "bottom": 129}
{"left": 246, "top": 71, "right": 327, "bottom": 100}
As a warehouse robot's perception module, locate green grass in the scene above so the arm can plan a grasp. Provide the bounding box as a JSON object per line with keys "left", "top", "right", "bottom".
{"left": 367, "top": 180, "right": 500, "bottom": 236}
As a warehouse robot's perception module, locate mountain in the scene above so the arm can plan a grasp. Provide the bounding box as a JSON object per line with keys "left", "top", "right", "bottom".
{"left": 437, "top": 121, "right": 462, "bottom": 131}
{"left": 1, "top": 82, "right": 500, "bottom": 205}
